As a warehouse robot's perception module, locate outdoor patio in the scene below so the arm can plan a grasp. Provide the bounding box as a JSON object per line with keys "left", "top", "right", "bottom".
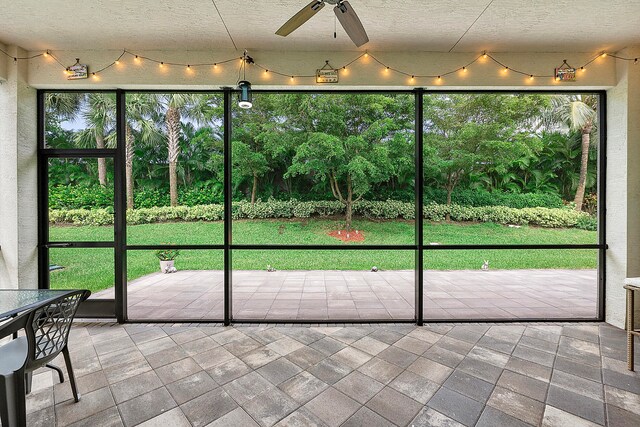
{"left": 93, "top": 269, "right": 598, "bottom": 321}
{"left": 21, "top": 321, "right": 640, "bottom": 426}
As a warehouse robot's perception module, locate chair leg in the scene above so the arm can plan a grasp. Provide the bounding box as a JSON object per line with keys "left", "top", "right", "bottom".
{"left": 46, "top": 363, "right": 65, "bottom": 383}
{"left": 24, "top": 371, "right": 32, "bottom": 395}
{"left": 62, "top": 346, "right": 80, "bottom": 402}
{"left": 1, "top": 371, "right": 27, "bottom": 427}
{"left": 0, "top": 374, "right": 15, "bottom": 427}
{"left": 14, "top": 368, "right": 27, "bottom": 427}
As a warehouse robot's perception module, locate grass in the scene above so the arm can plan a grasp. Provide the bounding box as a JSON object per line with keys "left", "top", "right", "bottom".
{"left": 48, "top": 219, "right": 598, "bottom": 293}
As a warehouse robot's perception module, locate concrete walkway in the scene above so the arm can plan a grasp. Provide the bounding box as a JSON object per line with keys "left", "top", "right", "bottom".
{"left": 94, "top": 269, "right": 598, "bottom": 321}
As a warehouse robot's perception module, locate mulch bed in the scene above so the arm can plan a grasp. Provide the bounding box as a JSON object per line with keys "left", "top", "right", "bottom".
{"left": 328, "top": 229, "right": 365, "bottom": 242}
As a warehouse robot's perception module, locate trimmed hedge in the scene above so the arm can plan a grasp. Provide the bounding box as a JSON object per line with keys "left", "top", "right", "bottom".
{"left": 49, "top": 199, "right": 596, "bottom": 230}
{"left": 423, "top": 188, "right": 564, "bottom": 209}
{"left": 49, "top": 184, "right": 564, "bottom": 210}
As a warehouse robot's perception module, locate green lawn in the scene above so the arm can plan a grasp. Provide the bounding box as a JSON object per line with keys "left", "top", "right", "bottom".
{"left": 48, "top": 219, "right": 598, "bottom": 293}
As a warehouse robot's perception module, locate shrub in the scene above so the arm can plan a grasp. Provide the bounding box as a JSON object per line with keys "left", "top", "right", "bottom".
{"left": 49, "top": 199, "right": 596, "bottom": 230}
{"left": 423, "top": 188, "right": 564, "bottom": 209}
{"left": 50, "top": 184, "right": 564, "bottom": 210}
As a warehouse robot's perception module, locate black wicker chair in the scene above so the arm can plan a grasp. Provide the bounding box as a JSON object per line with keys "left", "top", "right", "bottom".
{"left": 0, "top": 289, "right": 89, "bottom": 427}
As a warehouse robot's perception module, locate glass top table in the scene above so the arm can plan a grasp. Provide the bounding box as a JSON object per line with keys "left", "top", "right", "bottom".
{"left": 0, "top": 289, "right": 82, "bottom": 320}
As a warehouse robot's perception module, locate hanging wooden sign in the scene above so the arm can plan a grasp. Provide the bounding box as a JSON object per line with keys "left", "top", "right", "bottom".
{"left": 316, "top": 60, "right": 339, "bottom": 83}
{"left": 66, "top": 58, "right": 88, "bottom": 80}
{"left": 555, "top": 59, "right": 576, "bottom": 81}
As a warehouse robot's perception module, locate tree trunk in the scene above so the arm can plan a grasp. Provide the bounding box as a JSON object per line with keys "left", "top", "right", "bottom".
{"left": 251, "top": 173, "right": 258, "bottom": 205}
{"left": 345, "top": 175, "right": 353, "bottom": 230}
{"left": 166, "top": 107, "right": 181, "bottom": 207}
{"left": 345, "top": 200, "right": 353, "bottom": 231}
{"left": 96, "top": 134, "right": 107, "bottom": 186}
{"left": 574, "top": 126, "right": 592, "bottom": 211}
{"left": 125, "top": 125, "right": 134, "bottom": 209}
{"left": 169, "top": 162, "right": 178, "bottom": 206}
{"left": 445, "top": 182, "right": 453, "bottom": 222}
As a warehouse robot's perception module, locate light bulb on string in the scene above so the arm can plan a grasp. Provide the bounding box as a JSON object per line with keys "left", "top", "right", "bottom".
{"left": 159, "top": 62, "right": 164, "bottom": 68}
{"left": 601, "top": 52, "right": 607, "bottom": 58}
{"left": 43, "top": 50, "right": 49, "bottom": 58}
{"left": 503, "top": 66, "right": 509, "bottom": 73}
{"left": 581, "top": 66, "right": 586, "bottom": 73}
{"left": 529, "top": 75, "right": 534, "bottom": 81}
{"left": 461, "top": 66, "right": 467, "bottom": 73}
{"left": 482, "top": 51, "right": 488, "bottom": 59}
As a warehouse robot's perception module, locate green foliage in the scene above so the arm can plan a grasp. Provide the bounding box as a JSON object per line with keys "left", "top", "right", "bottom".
{"left": 49, "top": 199, "right": 595, "bottom": 230}
{"left": 155, "top": 248, "right": 180, "bottom": 260}
{"left": 423, "top": 188, "right": 563, "bottom": 209}
{"left": 49, "top": 185, "right": 114, "bottom": 209}
{"left": 423, "top": 203, "right": 592, "bottom": 229}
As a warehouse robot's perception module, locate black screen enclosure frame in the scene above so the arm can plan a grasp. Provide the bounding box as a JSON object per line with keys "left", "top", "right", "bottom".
{"left": 37, "top": 88, "right": 607, "bottom": 325}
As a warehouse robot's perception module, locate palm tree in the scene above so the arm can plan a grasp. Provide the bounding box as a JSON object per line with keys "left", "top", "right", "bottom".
{"left": 75, "top": 94, "right": 117, "bottom": 186}
{"left": 44, "top": 93, "right": 82, "bottom": 148}
{"left": 547, "top": 95, "right": 598, "bottom": 211}
{"left": 157, "top": 94, "right": 210, "bottom": 206}
{"left": 125, "top": 94, "right": 162, "bottom": 209}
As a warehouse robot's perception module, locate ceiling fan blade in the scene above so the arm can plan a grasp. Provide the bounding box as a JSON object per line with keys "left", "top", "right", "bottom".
{"left": 334, "top": 1, "right": 369, "bottom": 47}
{"left": 276, "top": 1, "right": 325, "bottom": 36}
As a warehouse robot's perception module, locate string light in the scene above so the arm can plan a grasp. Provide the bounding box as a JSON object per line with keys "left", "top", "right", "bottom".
{"left": 2, "top": 48, "right": 635, "bottom": 85}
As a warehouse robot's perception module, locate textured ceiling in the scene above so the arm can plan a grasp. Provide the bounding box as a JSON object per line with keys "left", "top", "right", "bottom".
{"left": 1, "top": 0, "right": 638, "bottom": 53}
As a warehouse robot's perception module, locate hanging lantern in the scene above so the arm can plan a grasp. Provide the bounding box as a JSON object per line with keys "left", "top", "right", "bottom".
{"left": 238, "top": 80, "right": 252, "bottom": 109}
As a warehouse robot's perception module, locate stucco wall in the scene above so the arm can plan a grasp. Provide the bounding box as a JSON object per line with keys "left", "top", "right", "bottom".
{"left": 606, "top": 47, "right": 640, "bottom": 328}
{"left": 0, "top": 46, "right": 37, "bottom": 290}
{"left": 0, "top": 42, "right": 7, "bottom": 81}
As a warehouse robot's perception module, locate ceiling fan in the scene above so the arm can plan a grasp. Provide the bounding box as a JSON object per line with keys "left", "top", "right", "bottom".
{"left": 275, "top": 0, "right": 369, "bottom": 47}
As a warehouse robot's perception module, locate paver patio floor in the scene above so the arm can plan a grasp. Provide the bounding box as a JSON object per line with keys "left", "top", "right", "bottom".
{"left": 93, "top": 269, "right": 598, "bottom": 321}
{"left": 21, "top": 321, "right": 640, "bottom": 426}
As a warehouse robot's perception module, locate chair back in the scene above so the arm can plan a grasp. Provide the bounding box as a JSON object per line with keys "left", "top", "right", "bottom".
{"left": 24, "top": 290, "right": 90, "bottom": 369}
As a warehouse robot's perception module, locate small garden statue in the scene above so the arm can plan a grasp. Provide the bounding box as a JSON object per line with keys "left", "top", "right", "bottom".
{"left": 267, "top": 265, "right": 277, "bottom": 272}
{"left": 481, "top": 260, "right": 489, "bottom": 271}
{"left": 371, "top": 266, "right": 378, "bottom": 272}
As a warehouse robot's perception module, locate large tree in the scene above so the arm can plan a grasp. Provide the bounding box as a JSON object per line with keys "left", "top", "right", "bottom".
{"left": 75, "top": 93, "right": 117, "bottom": 186}
{"left": 125, "top": 94, "right": 162, "bottom": 209}
{"left": 547, "top": 95, "right": 598, "bottom": 211}
{"left": 157, "top": 94, "right": 211, "bottom": 206}
{"left": 284, "top": 94, "right": 413, "bottom": 229}
{"left": 423, "top": 94, "right": 545, "bottom": 219}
